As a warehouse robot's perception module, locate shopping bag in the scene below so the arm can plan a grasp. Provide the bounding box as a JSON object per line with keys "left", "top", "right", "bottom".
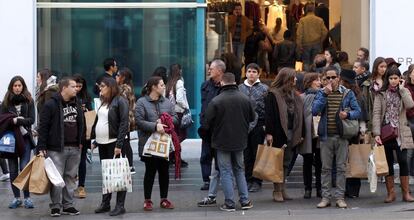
{"left": 44, "top": 157, "right": 65, "bottom": 187}
{"left": 373, "top": 144, "right": 389, "bottom": 176}
{"left": 101, "top": 156, "right": 132, "bottom": 194}
{"left": 346, "top": 144, "right": 372, "bottom": 178}
{"left": 312, "top": 116, "right": 320, "bottom": 137}
{"left": 84, "top": 111, "right": 96, "bottom": 140}
{"left": 367, "top": 152, "right": 377, "bottom": 193}
{"left": 0, "top": 131, "right": 16, "bottom": 153}
{"left": 142, "top": 133, "right": 172, "bottom": 160}
{"left": 13, "top": 156, "right": 35, "bottom": 191}
{"left": 253, "top": 144, "right": 284, "bottom": 183}
{"left": 29, "top": 156, "right": 51, "bottom": 195}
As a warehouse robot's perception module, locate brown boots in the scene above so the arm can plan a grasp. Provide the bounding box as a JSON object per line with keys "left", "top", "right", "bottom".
{"left": 384, "top": 176, "right": 414, "bottom": 203}
{"left": 400, "top": 176, "right": 414, "bottom": 202}
{"left": 273, "top": 183, "right": 292, "bottom": 202}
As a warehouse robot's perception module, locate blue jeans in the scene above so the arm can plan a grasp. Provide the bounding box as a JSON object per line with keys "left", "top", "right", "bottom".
{"left": 8, "top": 136, "right": 32, "bottom": 198}
{"left": 302, "top": 43, "right": 322, "bottom": 71}
{"left": 208, "top": 160, "right": 220, "bottom": 198}
{"left": 216, "top": 150, "right": 249, "bottom": 206}
{"left": 200, "top": 141, "right": 212, "bottom": 183}
{"left": 232, "top": 42, "right": 245, "bottom": 64}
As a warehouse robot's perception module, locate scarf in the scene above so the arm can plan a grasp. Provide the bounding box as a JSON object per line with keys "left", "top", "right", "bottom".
{"left": 355, "top": 71, "right": 371, "bottom": 86}
{"left": 160, "top": 112, "right": 181, "bottom": 179}
{"left": 36, "top": 75, "right": 57, "bottom": 100}
{"left": 385, "top": 85, "right": 401, "bottom": 128}
{"left": 10, "top": 94, "right": 27, "bottom": 105}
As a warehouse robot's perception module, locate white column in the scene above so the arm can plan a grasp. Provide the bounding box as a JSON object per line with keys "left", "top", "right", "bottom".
{"left": 0, "top": 0, "right": 36, "bottom": 99}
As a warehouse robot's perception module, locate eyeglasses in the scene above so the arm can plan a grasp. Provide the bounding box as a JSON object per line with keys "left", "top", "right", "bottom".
{"left": 326, "top": 76, "right": 337, "bottom": 80}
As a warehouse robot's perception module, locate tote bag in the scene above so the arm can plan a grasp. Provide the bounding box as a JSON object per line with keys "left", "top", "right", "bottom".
{"left": 101, "top": 156, "right": 132, "bottom": 194}
{"left": 346, "top": 144, "right": 372, "bottom": 178}
{"left": 253, "top": 143, "right": 284, "bottom": 183}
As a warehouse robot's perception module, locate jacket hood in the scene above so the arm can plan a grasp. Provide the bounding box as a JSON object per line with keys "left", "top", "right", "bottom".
{"left": 243, "top": 79, "right": 261, "bottom": 87}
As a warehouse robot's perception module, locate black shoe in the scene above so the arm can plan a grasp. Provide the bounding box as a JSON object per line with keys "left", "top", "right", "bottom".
{"left": 248, "top": 182, "right": 261, "bottom": 193}
{"left": 62, "top": 207, "right": 80, "bottom": 216}
{"left": 181, "top": 160, "right": 189, "bottom": 168}
{"left": 200, "top": 182, "right": 210, "bottom": 191}
{"left": 304, "top": 190, "right": 312, "bottom": 199}
{"left": 241, "top": 201, "right": 253, "bottom": 210}
{"left": 197, "top": 197, "right": 217, "bottom": 207}
{"left": 50, "top": 208, "right": 61, "bottom": 217}
{"left": 109, "top": 207, "right": 126, "bottom": 216}
{"left": 95, "top": 204, "right": 111, "bottom": 213}
{"left": 317, "top": 189, "right": 322, "bottom": 198}
{"left": 130, "top": 167, "right": 136, "bottom": 175}
{"left": 220, "top": 204, "right": 236, "bottom": 212}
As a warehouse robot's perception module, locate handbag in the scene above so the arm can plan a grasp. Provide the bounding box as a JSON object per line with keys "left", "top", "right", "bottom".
{"left": 346, "top": 144, "right": 371, "bottom": 178}
{"left": 101, "top": 156, "right": 132, "bottom": 194}
{"left": 180, "top": 109, "right": 194, "bottom": 129}
{"left": 253, "top": 143, "right": 284, "bottom": 183}
{"left": 0, "top": 131, "right": 16, "bottom": 153}
{"left": 336, "top": 90, "right": 359, "bottom": 139}
{"left": 44, "top": 157, "right": 65, "bottom": 187}
{"left": 380, "top": 123, "right": 398, "bottom": 143}
{"left": 84, "top": 111, "right": 97, "bottom": 140}
{"left": 143, "top": 133, "right": 173, "bottom": 160}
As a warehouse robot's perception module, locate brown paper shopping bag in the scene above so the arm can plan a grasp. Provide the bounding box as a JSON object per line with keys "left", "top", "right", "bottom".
{"left": 374, "top": 145, "right": 389, "bottom": 176}
{"left": 346, "top": 144, "right": 372, "bottom": 178}
{"left": 253, "top": 144, "right": 284, "bottom": 183}
{"left": 13, "top": 156, "right": 35, "bottom": 191}
{"left": 84, "top": 111, "right": 97, "bottom": 140}
{"left": 29, "top": 156, "right": 51, "bottom": 195}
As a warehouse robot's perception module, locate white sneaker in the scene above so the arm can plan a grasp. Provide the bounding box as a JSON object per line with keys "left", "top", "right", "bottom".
{"left": 0, "top": 173, "right": 10, "bottom": 181}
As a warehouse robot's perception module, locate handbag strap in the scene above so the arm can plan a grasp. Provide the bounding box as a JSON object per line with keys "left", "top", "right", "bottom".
{"left": 338, "top": 89, "right": 350, "bottom": 112}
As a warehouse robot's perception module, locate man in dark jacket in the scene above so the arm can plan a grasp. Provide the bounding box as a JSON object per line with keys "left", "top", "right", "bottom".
{"left": 93, "top": 58, "right": 118, "bottom": 95}
{"left": 273, "top": 30, "right": 297, "bottom": 71}
{"left": 198, "top": 59, "right": 224, "bottom": 190}
{"left": 203, "top": 72, "right": 255, "bottom": 211}
{"left": 38, "top": 77, "right": 84, "bottom": 217}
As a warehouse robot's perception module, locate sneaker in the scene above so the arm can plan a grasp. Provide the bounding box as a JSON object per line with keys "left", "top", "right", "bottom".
{"left": 130, "top": 167, "right": 136, "bottom": 175}
{"left": 86, "top": 149, "right": 93, "bottom": 164}
{"left": 24, "top": 198, "right": 34, "bottom": 209}
{"left": 143, "top": 200, "right": 153, "bottom": 211}
{"left": 50, "top": 208, "right": 61, "bottom": 217}
{"left": 0, "top": 173, "right": 10, "bottom": 181}
{"left": 197, "top": 197, "right": 217, "bottom": 207}
{"left": 77, "top": 186, "right": 86, "bottom": 199}
{"left": 336, "top": 199, "right": 348, "bottom": 208}
{"left": 200, "top": 182, "right": 210, "bottom": 191}
{"left": 62, "top": 207, "right": 80, "bottom": 215}
{"left": 317, "top": 198, "right": 331, "bottom": 208}
{"left": 241, "top": 200, "right": 253, "bottom": 210}
{"left": 220, "top": 204, "right": 236, "bottom": 212}
{"left": 9, "top": 198, "right": 22, "bottom": 209}
{"left": 160, "top": 199, "right": 175, "bottom": 209}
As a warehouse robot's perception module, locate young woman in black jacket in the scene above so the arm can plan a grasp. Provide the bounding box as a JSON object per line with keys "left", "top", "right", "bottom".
{"left": 1, "top": 76, "right": 35, "bottom": 209}
{"left": 91, "top": 77, "right": 129, "bottom": 216}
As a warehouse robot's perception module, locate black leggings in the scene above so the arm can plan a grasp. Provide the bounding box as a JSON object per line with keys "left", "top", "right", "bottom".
{"left": 384, "top": 139, "right": 409, "bottom": 176}
{"left": 144, "top": 157, "right": 169, "bottom": 200}
{"left": 302, "top": 138, "right": 322, "bottom": 190}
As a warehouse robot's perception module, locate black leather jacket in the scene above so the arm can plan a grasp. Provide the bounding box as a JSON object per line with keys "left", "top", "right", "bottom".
{"left": 91, "top": 96, "right": 129, "bottom": 149}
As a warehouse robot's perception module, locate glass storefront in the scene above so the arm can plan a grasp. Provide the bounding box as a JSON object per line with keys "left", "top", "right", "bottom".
{"left": 37, "top": 1, "right": 205, "bottom": 137}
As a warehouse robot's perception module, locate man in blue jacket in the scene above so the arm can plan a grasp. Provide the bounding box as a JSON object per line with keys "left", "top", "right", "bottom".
{"left": 312, "top": 66, "right": 361, "bottom": 209}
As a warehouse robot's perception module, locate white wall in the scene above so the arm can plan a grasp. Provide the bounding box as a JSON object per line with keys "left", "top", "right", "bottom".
{"left": 371, "top": 0, "right": 414, "bottom": 71}
{"left": 0, "top": 1, "right": 36, "bottom": 100}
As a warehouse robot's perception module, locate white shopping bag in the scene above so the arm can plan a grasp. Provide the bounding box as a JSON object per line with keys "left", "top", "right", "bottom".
{"left": 143, "top": 133, "right": 173, "bottom": 160}
{"left": 367, "top": 152, "right": 377, "bottom": 193}
{"left": 101, "top": 156, "right": 132, "bottom": 194}
{"left": 44, "top": 157, "right": 65, "bottom": 187}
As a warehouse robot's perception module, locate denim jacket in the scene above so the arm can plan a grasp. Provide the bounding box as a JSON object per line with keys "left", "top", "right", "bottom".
{"left": 312, "top": 85, "right": 361, "bottom": 141}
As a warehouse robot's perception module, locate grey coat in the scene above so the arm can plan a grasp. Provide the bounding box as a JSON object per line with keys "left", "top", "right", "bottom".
{"left": 299, "top": 90, "right": 318, "bottom": 154}
{"left": 135, "top": 95, "right": 178, "bottom": 158}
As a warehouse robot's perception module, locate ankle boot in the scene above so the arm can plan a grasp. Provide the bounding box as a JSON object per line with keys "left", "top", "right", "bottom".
{"left": 273, "top": 183, "right": 284, "bottom": 202}
{"left": 384, "top": 176, "right": 396, "bottom": 203}
{"left": 95, "top": 193, "right": 112, "bottom": 213}
{"left": 109, "top": 191, "right": 126, "bottom": 216}
{"left": 400, "top": 176, "right": 414, "bottom": 202}
{"left": 282, "top": 183, "right": 292, "bottom": 200}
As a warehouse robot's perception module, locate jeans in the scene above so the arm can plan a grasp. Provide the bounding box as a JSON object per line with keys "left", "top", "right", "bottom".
{"left": 144, "top": 157, "right": 169, "bottom": 199}
{"left": 302, "top": 138, "right": 322, "bottom": 191}
{"left": 8, "top": 137, "right": 32, "bottom": 198}
{"left": 208, "top": 159, "right": 220, "bottom": 198}
{"left": 48, "top": 147, "right": 81, "bottom": 209}
{"left": 301, "top": 43, "right": 322, "bottom": 71}
{"left": 0, "top": 158, "right": 9, "bottom": 174}
{"left": 320, "top": 135, "right": 348, "bottom": 199}
{"left": 216, "top": 150, "right": 249, "bottom": 207}
{"left": 232, "top": 42, "right": 245, "bottom": 64}
{"left": 244, "top": 126, "right": 265, "bottom": 185}
{"left": 78, "top": 140, "right": 90, "bottom": 187}
{"left": 384, "top": 139, "right": 409, "bottom": 176}
{"left": 200, "top": 140, "right": 212, "bottom": 183}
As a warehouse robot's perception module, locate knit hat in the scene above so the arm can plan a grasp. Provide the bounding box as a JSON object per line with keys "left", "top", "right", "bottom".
{"left": 340, "top": 69, "right": 356, "bottom": 85}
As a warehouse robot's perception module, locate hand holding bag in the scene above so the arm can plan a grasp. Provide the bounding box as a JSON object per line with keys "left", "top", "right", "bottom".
{"left": 143, "top": 132, "right": 173, "bottom": 160}
{"left": 101, "top": 155, "right": 132, "bottom": 194}
{"left": 253, "top": 142, "right": 284, "bottom": 183}
{"left": 44, "top": 157, "right": 65, "bottom": 187}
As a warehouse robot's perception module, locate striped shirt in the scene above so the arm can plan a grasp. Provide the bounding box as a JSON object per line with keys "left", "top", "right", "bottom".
{"left": 327, "top": 91, "right": 342, "bottom": 135}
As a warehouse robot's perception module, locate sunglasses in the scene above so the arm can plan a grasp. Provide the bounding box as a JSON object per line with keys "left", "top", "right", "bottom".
{"left": 326, "top": 76, "right": 337, "bottom": 80}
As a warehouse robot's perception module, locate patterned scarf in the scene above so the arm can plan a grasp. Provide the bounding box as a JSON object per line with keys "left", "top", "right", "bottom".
{"left": 385, "top": 85, "right": 401, "bottom": 127}
{"left": 160, "top": 112, "right": 181, "bottom": 179}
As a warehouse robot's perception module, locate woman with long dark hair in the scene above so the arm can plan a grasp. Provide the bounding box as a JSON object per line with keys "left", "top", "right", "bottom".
{"left": 324, "top": 47, "right": 341, "bottom": 73}
{"left": 165, "top": 64, "right": 190, "bottom": 167}
{"left": 136, "top": 76, "right": 177, "bottom": 211}
{"left": 36, "top": 69, "right": 58, "bottom": 116}
{"left": 371, "top": 57, "right": 388, "bottom": 95}
{"left": 265, "top": 68, "right": 304, "bottom": 202}
{"left": 373, "top": 66, "right": 414, "bottom": 203}
{"left": 271, "top": 17, "right": 287, "bottom": 44}
{"left": 1, "top": 76, "right": 35, "bottom": 209}
{"left": 116, "top": 68, "right": 136, "bottom": 173}
{"left": 72, "top": 74, "right": 92, "bottom": 199}
{"left": 91, "top": 77, "right": 129, "bottom": 216}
